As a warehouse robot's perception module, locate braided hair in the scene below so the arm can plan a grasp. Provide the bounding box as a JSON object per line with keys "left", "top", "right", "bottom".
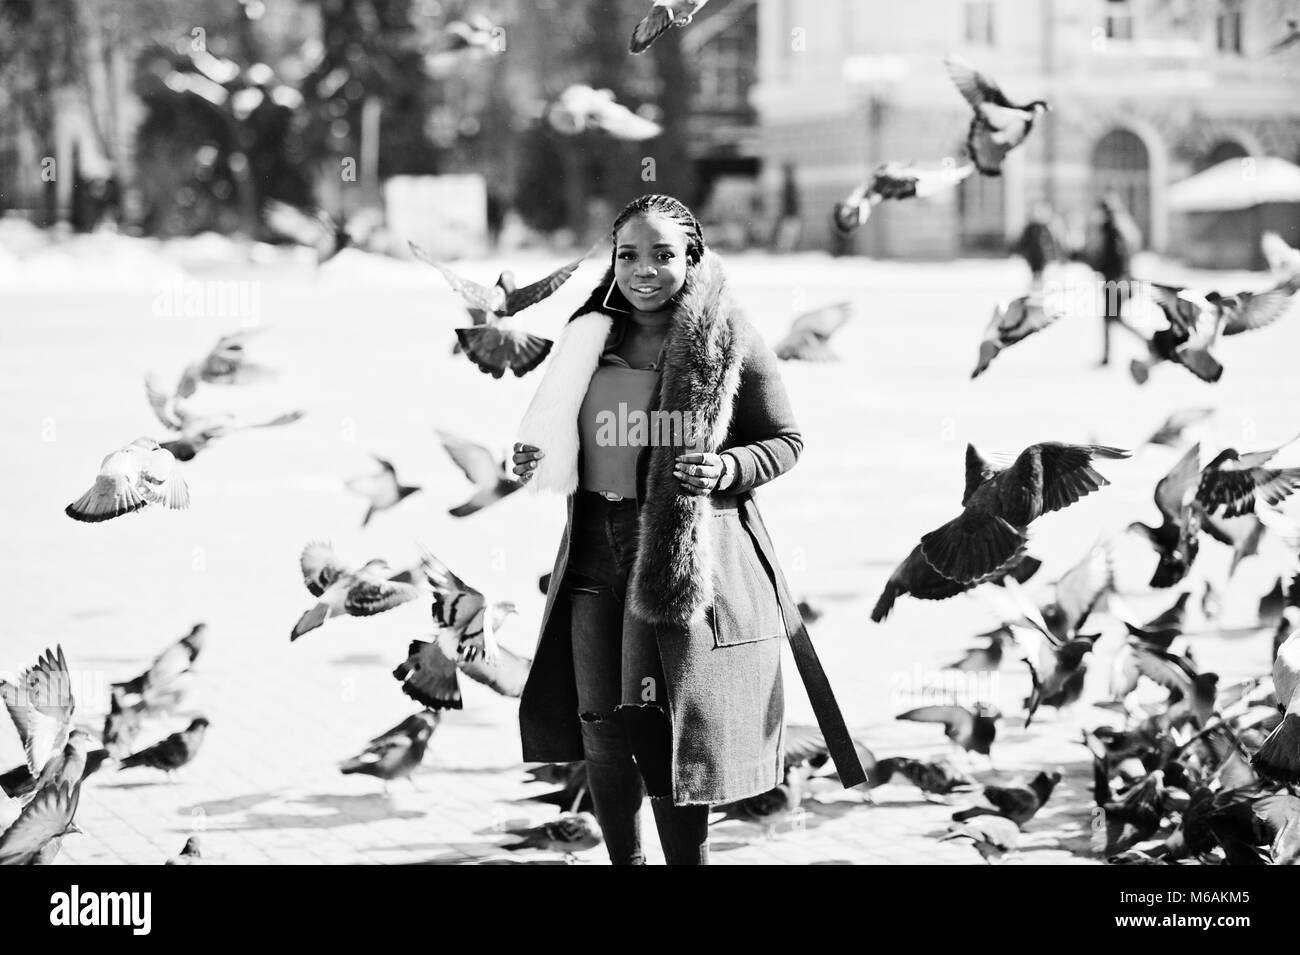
{"left": 571, "top": 194, "right": 708, "bottom": 320}
{"left": 610, "top": 193, "right": 706, "bottom": 267}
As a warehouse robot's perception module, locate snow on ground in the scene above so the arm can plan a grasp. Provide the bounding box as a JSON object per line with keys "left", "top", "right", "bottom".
{"left": 1, "top": 231, "right": 1297, "bottom": 863}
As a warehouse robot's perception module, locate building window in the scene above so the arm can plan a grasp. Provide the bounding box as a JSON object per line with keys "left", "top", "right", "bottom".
{"left": 1105, "top": 0, "right": 1134, "bottom": 41}
{"left": 964, "top": 1, "right": 995, "bottom": 46}
{"left": 1216, "top": 1, "right": 1243, "bottom": 53}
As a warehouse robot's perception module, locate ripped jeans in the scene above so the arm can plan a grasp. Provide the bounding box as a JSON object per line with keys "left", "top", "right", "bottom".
{"left": 566, "top": 489, "right": 711, "bottom": 866}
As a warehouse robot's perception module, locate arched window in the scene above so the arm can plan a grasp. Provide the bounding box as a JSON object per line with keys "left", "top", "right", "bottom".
{"left": 1092, "top": 129, "right": 1150, "bottom": 242}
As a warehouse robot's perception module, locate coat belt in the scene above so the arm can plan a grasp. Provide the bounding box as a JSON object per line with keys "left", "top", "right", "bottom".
{"left": 744, "top": 505, "right": 867, "bottom": 789}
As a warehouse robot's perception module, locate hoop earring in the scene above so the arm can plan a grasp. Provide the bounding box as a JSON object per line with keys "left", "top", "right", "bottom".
{"left": 601, "top": 281, "right": 633, "bottom": 315}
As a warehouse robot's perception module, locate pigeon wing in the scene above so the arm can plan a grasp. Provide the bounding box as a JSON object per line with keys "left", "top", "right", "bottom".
{"left": 393, "top": 640, "right": 463, "bottom": 710}
{"left": 1031, "top": 443, "right": 1130, "bottom": 517}
{"left": 1154, "top": 442, "right": 1201, "bottom": 521}
{"left": 1221, "top": 286, "right": 1296, "bottom": 336}
{"left": 457, "top": 645, "right": 532, "bottom": 698}
{"left": 344, "top": 572, "right": 421, "bottom": 616}
{"left": 897, "top": 705, "right": 969, "bottom": 735}
{"left": 2, "top": 647, "right": 75, "bottom": 776}
{"left": 410, "top": 243, "right": 505, "bottom": 314}
{"left": 437, "top": 430, "right": 504, "bottom": 488}
{"left": 787, "top": 301, "right": 853, "bottom": 342}
{"left": 503, "top": 254, "right": 589, "bottom": 315}
{"left": 944, "top": 56, "right": 1007, "bottom": 109}
{"left": 1053, "top": 542, "right": 1114, "bottom": 635}
{"left": 264, "top": 199, "right": 327, "bottom": 247}
{"left": 629, "top": 3, "right": 674, "bottom": 53}
{"left": 0, "top": 781, "right": 79, "bottom": 864}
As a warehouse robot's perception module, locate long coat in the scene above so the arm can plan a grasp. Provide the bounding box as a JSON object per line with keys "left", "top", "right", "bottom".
{"left": 514, "top": 249, "right": 864, "bottom": 805}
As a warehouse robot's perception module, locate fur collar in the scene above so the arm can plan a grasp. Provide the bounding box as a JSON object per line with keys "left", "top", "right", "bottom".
{"left": 516, "top": 249, "right": 745, "bottom": 626}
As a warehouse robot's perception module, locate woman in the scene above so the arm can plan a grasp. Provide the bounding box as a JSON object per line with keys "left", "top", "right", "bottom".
{"left": 512, "top": 194, "right": 862, "bottom": 865}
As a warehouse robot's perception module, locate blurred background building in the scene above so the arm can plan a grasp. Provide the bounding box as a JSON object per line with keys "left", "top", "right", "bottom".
{"left": 2, "top": 0, "right": 1298, "bottom": 264}
{"left": 755, "top": 0, "right": 1300, "bottom": 263}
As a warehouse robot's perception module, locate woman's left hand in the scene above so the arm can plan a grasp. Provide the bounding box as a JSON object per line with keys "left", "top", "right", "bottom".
{"left": 674, "top": 452, "right": 725, "bottom": 495}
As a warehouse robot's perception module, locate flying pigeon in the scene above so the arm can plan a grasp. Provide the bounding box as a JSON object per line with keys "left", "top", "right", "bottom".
{"left": 773, "top": 301, "right": 853, "bottom": 361}
{"left": 411, "top": 243, "right": 590, "bottom": 378}
{"left": 65, "top": 437, "right": 190, "bottom": 522}
{"left": 346, "top": 456, "right": 422, "bottom": 527}
{"left": 833, "top": 161, "right": 974, "bottom": 234}
{"left": 944, "top": 57, "right": 1049, "bottom": 176}
{"left": 970, "top": 291, "right": 1066, "bottom": 379}
{"left": 291, "top": 542, "right": 429, "bottom": 641}
{"left": 437, "top": 430, "right": 522, "bottom": 516}
{"left": 629, "top": 0, "right": 711, "bottom": 54}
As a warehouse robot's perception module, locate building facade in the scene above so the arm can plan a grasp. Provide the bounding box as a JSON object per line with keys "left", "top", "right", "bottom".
{"left": 752, "top": 0, "right": 1300, "bottom": 258}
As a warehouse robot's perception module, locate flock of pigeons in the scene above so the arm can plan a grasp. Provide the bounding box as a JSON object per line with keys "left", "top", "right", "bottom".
{"left": 11, "top": 5, "right": 1300, "bottom": 865}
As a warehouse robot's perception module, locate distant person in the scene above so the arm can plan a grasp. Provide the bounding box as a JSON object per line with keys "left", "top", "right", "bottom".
{"left": 1011, "top": 200, "right": 1065, "bottom": 287}
{"left": 1083, "top": 192, "right": 1142, "bottom": 366}
{"left": 771, "top": 163, "right": 803, "bottom": 252}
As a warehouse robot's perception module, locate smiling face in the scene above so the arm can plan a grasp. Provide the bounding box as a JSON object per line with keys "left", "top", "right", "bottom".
{"left": 613, "top": 213, "right": 690, "bottom": 313}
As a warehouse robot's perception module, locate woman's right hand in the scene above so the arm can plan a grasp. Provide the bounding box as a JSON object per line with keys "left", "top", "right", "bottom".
{"left": 512, "top": 443, "right": 544, "bottom": 484}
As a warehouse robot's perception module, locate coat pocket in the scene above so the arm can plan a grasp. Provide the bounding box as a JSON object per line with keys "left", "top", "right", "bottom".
{"left": 708, "top": 510, "right": 786, "bottom": 647}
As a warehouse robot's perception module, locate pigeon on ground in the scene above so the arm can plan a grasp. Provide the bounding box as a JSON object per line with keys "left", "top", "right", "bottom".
{"left": 629, "top": 0, "right": 711, "bottom": 54}
{"left": 938, "top": 814, "right": 1020, "bottom": 863}
{"left": 102, "top": 687, "right": 144, "bottom": 761}
{"left": 346, "top": 456, "right": 422, "bottom": 527}
{"left": 165, "top": 836, "right": 205, "bottom": 865}
{"left": 500, "top": 812, "right": 604, "bottom": 860}
{"left": 393, "top": 635, "right": 530, "bottom": 710}
{"left": 339, "top": 711, "right": 440, "bottom": 791}
{"left": 65, "top": 437, "right": 189, "bottom": 522}
{"left": 943, "top": 56, "right": 1049, "bottom": 176}
{"left": 1128, "top": 442, "right": 1204, "bottom": 588}
{"left": 437, "top": 430, "right": 521, "bottom": 516}
{"left": 832, "top": 162, "right": 973, "bottom": 235}
{"left": 290, "top": 542, "right": 429, "bottom": 641}
{"left": 411, "top": 243, "right": 589, "bottom": 378}
{"left": 1196, "top": 432, "right": 1300, "bottom": 518}
{"left": 952, "top": 769, "right": 1062, "bottom": 827}
{"left": 118, "top": 717, "right": 210, "bottom": 777}
{"left": 773, "top": 301, "right": 853, "bottom": 361}
{"left": 970, "top": 291, "right": 1066, "bottom": 379}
